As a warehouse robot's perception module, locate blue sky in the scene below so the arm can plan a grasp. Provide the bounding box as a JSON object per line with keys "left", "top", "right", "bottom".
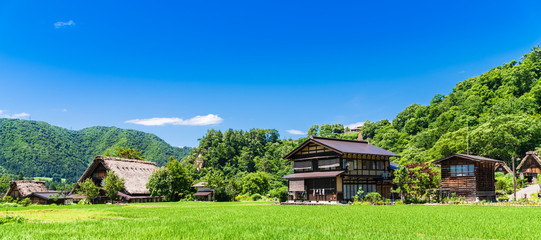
{"left": 1, "top": 0, "right": 541, "bottom": 147}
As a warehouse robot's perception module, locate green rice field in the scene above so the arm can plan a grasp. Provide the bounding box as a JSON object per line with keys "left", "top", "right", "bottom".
{"left": 0, "top": 202, "right": 540, "bottom": 239}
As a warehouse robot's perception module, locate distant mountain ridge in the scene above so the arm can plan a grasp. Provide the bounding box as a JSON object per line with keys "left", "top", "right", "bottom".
{"left": 0, "top": 119, "right": 191, "bottom": 182}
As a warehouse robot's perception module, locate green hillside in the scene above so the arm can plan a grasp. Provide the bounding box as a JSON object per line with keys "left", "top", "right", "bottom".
{"left": 0, "top": 119, "right": 190, "bottom": 182}
{"left": 358, "top": 47, "right": 541, "bottom": 165}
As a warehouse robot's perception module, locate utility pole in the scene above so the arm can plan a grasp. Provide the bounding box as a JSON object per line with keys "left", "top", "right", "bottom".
{"left": 512, "top": 156, "right": 517, "bottom": 201}
{"left": 466, "top": 121, "right": 469, "bottom": 155}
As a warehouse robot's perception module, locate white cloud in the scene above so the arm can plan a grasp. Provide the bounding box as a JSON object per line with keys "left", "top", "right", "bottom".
{"left": 346, "top": 121, "right": 365, "bottom": 129}
{"left": 54, "top": 20, "right": 75, "bottom": 28}
{"left": 62, "top": 108, "right": 68, "bottom": 112}
{"left": 125, "top": 114, "right": 223, "bottom": 126}
{"left": 286, "top": 129, "right": 306, "bottom": 135}
{"left": 0, "top": 110, "right": 30, "bottom": 119}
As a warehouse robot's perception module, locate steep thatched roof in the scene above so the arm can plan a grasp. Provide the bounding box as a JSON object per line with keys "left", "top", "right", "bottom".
{"left": 5, "top": 180, "right": 48, "bottom": 198}
{"left": 77, "top": 156, "right": 158, "bottom": 195}
{"left": 517, "top": 151, "right": 541, "bottom": 170}
{"left": 494, "top": 162, "right": 512, "bottom": 174}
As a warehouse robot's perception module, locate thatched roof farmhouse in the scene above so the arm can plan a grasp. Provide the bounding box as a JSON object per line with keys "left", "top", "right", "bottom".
{"left": 5, "top": 180, "right": 47, "bottom": 199}
{"left": 4, "top": 180, "right": 66, "bottom": 204}
{"left": 74, "top": 156, "right": 162, "bottom": 203}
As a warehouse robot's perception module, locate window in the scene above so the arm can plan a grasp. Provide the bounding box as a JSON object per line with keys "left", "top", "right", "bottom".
{"left": 376, "top": 161, "right": 385, "bottom": 170}
{"left": 450, "top": 164, "right": 474, "bottom": 176}
{"left": 293, "top": 161, "right": 312, "bottom": 172}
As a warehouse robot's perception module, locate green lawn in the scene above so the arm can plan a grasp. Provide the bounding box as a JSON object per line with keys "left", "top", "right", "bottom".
{"left": 0, "top": 202, "right": 540, "bottom": 239}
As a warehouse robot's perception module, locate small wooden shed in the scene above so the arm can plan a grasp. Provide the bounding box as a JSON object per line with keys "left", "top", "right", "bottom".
{"left": 494, "top": 162, "right": 512, "bottom": 175}
{"left": 433, "top": 154, "right": 503, "bottom": 201}
{"left": 4, "top": 180, "right": 64, "bottom": 204}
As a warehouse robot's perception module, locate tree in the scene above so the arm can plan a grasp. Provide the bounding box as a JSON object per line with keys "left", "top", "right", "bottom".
{"left": 106, "top": 147, "right": 146, "bottom": 160}
{"left": 147, "top": 156, "right": 193, "bottom": 201}
{"left": 393, "top": 163, "right": 440, "bottom": 203}
{"left": 77, "top": 178, "right": 100, "bottom": 203}
{"left": 103, "top": 170, "right": 125, "bottom": 203}
{"left": 242, "top": 172, "right": 271, "bottom": 195}
{"left": 0, "top": 176, "right": 10, "bottom": 193}
{"left": 146, "top": 168, "right": 171, "bottom": 200}
{"left": 17, "top": 172, "right": 24, "bottom": 180}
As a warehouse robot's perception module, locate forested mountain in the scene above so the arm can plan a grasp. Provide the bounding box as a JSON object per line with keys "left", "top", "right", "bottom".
{"left": 0, "top": 119, "right": 191, "bottom": 182}
{"left": 357, "top": 47, "right": 541, "bottom": 165}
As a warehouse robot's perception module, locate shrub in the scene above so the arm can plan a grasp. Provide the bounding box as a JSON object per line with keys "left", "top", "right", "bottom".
{"left": 78, "top": 199, "right": 91, "bottom": 205}
{"left": 1, "top": 196, "right": 14, "bottom": 203}
{"left": 1, "top": 203, "right": 19, "bottom": 208}
{"left": 215, "top": 186, "right": 236, "bottom": 202}
{"left": 0, "top": 215, "right": 26, "bottom": 225}
{"left": 268, "top": 187, "right": 288, "bottom": 202}
{"left": 363, "top": 192, "right": 382, "bottom": 204}
{"left": 235, "top": 195, "right": 251, "bottom": 201}
{"left": 18, "top": 198, "right": 31, "bottom": 207}
{"left": 251, "top": 193, "right": 262, "bottom": 201}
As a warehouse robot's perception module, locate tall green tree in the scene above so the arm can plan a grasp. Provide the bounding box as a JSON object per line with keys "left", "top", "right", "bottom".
{"left": 393, "top": 163, "right": 440, "bottom": 203}
{"left": 147, "top": 156, "right": 193, "bottom": 201}
{"left": 17, "top": 172, "right": 23, "bottom": 180}
{"left": 77, "top": 178, "right": 100, "bottom": 203}
{"left": 103, "top": 170, "right": 125, "bottom": 203}
{"left": 0, "top": 176, "right": 10, "bottom": 193}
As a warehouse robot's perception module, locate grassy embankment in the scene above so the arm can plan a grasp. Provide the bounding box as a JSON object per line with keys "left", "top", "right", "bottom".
{"left": 0, "top": 202, "right": 540, "bottom": 239}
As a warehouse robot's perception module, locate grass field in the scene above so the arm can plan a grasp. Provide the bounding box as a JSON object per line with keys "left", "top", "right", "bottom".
{"left": 1, "top": 202, "right": 540, "bottom": 239}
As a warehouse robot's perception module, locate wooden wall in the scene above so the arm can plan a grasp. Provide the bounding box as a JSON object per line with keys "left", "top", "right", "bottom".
{"left": 440, "top": 156, "right": 498, "bottom": 200}
{"left": 439, "top": 157, "right": 477, "bottom": 200}
{"left": 521, "top": 156, "right": 541, "bottom": 174}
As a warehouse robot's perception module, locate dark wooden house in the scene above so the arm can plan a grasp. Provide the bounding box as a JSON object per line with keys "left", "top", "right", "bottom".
{"left": 73, "top": 156, "right": 162, "bottom": 203}
{"left": 433, "top": 154, "right": 503, "bottom": 201}
{"left": 517, "top": 151, "right": 540, "bottom": 183}
{"left": 4, "top": 180, "right": 66, "bottom": 205}
{"left": 283, "top": 136, "right": 400, "bottom": 203}
{"left": 192, "top": 181, "right": 214, "bottom": 201}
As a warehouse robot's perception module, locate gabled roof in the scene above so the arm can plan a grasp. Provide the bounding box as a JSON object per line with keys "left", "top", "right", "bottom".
{"left": 432, "top": 153, "right": 504, "bottom": 164}
{"left": 5, "top": 180, "right": 48, "bottom": 198}
{"left": 494, "top": 162, "right": 512, "bottom": 173}
{"left": 77, "top": 156, "right": 158, "bottom": 195}
{"left": 192, "top": 181, "right": 207, "bottom": 188}
{"left": 517, "top": 151, "right": 541, "bottom": 170}
{"left": 284, "top": 136, "right": 400, "bottom": 159}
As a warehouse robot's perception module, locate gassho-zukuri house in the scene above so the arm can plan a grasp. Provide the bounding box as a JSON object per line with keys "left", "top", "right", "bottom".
{"left": 282, "top": 136, "right": 400, "bottom": 203}
{"left": 4, "top": 180, "right": 68, "bottom": 205}
{"left": 72, "top": 156, "right": 163, "bottom": 203}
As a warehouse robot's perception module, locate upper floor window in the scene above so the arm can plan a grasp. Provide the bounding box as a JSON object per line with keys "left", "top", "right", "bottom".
{"left": 450, "top": 164, "right": 474, "bottom": 177}
{"left": 344, "top": 159, "right": 387, "bottom": 170}
{"left": 319, "top": 159, "right": 340, "bottom": 171}
{"left": 293, "top": 161, "right": 312, "bottom": 172}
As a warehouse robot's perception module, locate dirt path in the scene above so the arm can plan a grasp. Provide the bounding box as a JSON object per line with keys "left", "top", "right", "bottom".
{"left": 508, "top": 183, "right": 540, "bottom": 200}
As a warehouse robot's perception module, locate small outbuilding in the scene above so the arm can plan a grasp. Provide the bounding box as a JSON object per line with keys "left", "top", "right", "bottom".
{"left": 517, "top": 151, "right": 540, "bottom": 183}
{"left": 4, "top": 180, "right": 65, "bottom": 204}
{"left": 494, "top": 162, "right": 512, "bottom": 175}
{"left": 192, "top": 181, "right": 214, "bottom": 201}
{"left": 433, "top": 153, "right": 503, "bottom": 201}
